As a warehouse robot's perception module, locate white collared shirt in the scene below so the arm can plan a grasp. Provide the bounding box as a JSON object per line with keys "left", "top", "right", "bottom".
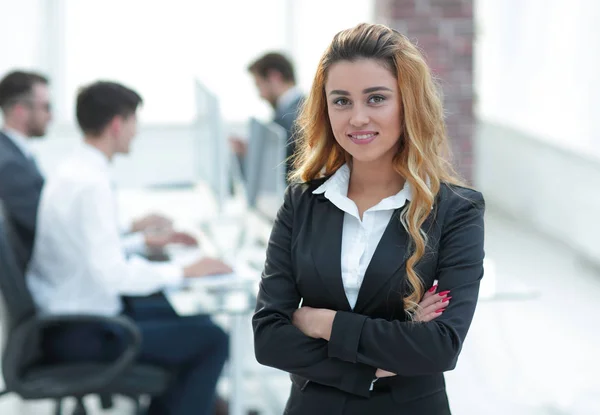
{"left": 27, "top": 143, "right": 183, "bottom": 316}
{"left": 2, "top": 127, "right": 34, "bottom": 159}
{"left": 313, "top": 164, "right": 412, "bottom": 309}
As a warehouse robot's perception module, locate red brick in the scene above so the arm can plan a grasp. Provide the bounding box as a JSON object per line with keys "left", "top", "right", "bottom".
{"left": 391, "top": 1, "right": 417, "bottom": 19}
{"left": 377, "top": 0, "right": 475, "bottom": 183}
{"left": 452, "top": 19, "right": 474, "bottom": 36}
{"left": 406, "top": 18, "right": 441, "bottom": 35}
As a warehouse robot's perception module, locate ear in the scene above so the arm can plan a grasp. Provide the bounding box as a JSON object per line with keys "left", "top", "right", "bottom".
{"left": 12, "top": 103, "right": 28, "bottom": 118}
{"left": 108, "top": 116, "right": 122, "bottom": 136}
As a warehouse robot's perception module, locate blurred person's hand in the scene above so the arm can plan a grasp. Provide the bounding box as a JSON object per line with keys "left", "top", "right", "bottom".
{"left": 145, "top": 230, "right": 198, "bottom": 249}
{"left": 375, "top": 285, "right": 450, "bottom": 379}
{"left": 229, "top": 136, "right": 248, "bottom": 155}
{"left": 132, "top": 213, "right": 173, "bottom": 233}
{"left": 183, "top": 257, "right": 233, "bottom": 278}
{"left": 169, "top": 231, "right": 198, "bottom": 246}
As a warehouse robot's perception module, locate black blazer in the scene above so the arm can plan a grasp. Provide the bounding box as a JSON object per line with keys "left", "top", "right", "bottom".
{"left": 0, "top": 132, "right": 44, "bottom": 272}
{"left": 273, "top": 94, "right": 304, "bottom": 179}
{"left": 253, "top": 178, "right": 485, "bottom": 415}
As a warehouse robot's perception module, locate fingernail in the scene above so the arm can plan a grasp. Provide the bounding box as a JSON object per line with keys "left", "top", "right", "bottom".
{"left": 428, "top": 285, "right": 438, "bottom": 293}
{"left": 435, "top": 309, "right": 445, "bottom": 313}
{"left": 438, "top": 290, "right": 450, "bottom": 296}
{"left": 442, "top": 296, "right": 452, "bottom": 302}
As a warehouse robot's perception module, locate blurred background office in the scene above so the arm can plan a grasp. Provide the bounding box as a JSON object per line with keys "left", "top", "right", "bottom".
{"left": 1, "top": 0, "right": 599, "bottom": 414}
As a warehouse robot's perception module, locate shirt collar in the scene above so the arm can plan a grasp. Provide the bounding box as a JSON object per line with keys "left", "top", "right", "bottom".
{"left": 313, "top": 164, "right": 413, "bottom": 217}
{"left": 77, "top": 142, "right": 112, "bottom": 173}
{"left": 276, "top": 86, "right": 303, "bottom": 113}
{"left": 2, "top": 127, "right": 32, "bottom": 158}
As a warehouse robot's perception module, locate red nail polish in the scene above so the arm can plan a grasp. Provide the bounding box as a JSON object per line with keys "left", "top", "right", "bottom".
{"left": 438, "top": 290, "right": 450, "bottom": 296}
{"left": 442, "top": 296, "right": 452, "bottom": 302}
{"left": 435, "top": 309, "right": 444, "bottom": 313}
{"left": 428, "top": 285, "right": 438, "bottom": 293}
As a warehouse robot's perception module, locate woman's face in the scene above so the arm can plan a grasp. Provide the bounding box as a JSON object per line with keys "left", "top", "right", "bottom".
{"left": 325, "top": 58, "right": 402, "bottom": 166}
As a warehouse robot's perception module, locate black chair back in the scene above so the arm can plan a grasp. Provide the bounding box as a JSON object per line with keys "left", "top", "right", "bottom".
{"left": 0, "top": 200, "right": 38, "bottom": 389}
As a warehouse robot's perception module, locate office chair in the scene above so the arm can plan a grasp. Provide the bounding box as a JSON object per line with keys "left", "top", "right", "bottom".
{"left": 0, "top": 201, "right": 170, "bottom": 415}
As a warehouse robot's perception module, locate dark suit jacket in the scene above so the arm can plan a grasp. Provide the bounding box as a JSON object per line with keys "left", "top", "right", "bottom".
{"left": 273, "top": 93, "right": 304, "bottom": 178}
{"left": 0, "top": 131, "right": 44, "bottom": 271}
{"left": 253, "top": 178, "right": 485, "bottom": 415}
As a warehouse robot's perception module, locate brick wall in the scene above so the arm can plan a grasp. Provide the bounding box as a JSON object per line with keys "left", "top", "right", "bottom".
{"left": 375, "top": 0, "right": 475, "bottom": 183}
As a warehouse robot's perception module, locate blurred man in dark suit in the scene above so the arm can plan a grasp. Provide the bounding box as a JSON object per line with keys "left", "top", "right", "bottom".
{"left": 0, "top": 70, "right": 51, "bottom": 271}
{"left": 230, "top": 52, "right": 304, "bottom": 178}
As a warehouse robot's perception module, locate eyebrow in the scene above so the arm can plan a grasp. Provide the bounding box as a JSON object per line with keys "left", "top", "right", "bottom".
{"left": 328, "top": 86, "right": 393, "bottom": 96}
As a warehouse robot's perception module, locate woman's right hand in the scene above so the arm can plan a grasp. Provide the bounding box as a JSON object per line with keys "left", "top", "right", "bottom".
{"left": 375, "top": 285, "right": 451, "bottom": 378}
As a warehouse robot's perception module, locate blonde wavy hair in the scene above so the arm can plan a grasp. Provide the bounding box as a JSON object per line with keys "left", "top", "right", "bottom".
{"left": 290, "top": 23, "right": 464, "bottom": 315}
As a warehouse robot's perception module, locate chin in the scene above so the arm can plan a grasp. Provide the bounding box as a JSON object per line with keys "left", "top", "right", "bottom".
{"left": 346, "top": 149, "right": 387, "bottom": 164}
{"left": 29, "top": 130, "right": 46, "bottom": 138}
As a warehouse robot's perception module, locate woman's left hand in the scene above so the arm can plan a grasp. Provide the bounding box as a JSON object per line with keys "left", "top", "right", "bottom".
{"left": 292, "top": 306, "right": 336, "bottom": 340}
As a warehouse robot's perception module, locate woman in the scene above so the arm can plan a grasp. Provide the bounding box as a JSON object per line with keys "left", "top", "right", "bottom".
{"left": 252, "top": 23, "right": 484, "bottom": 414}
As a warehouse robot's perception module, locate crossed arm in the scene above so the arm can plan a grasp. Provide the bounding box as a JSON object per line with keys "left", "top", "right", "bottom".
{"left": 252, "top": 187, "right": 485, "bottom": 397}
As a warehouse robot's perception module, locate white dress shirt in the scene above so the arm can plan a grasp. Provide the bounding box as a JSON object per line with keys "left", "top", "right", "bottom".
{"left": 3, "top": 126, "right": 145, "bottom": 255}
{"left": 27, "top": 143, "right": 184, "bottom": 316}
{"left": 120, "top": 223, "right": 146, "bottom": 256}
{"left": 313, "top": 164, "right": 413, "bottom": 309}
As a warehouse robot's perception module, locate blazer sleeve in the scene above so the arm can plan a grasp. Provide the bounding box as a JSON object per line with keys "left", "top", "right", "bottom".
{"left": 253, "top": 185, "right": 377, "bottom": 397}
{"left": 327, "top": 190, "right": 485, "bottom": 376}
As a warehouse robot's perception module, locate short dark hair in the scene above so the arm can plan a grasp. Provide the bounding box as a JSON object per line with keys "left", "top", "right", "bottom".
{"left": 76, "top": 81, "right": 143, "bottom": 136}
{"left": 0, "top": 70, "right": 49, "bottom": 112}
{"left": 248, "top": 52, "right": 296, "bottom": 83}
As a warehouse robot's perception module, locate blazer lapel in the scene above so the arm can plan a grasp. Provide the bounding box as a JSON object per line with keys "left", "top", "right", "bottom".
{"left": 310, "top": 197, "right": 352, "bottom": 312}
{"left": 353, "top": 208, "right": 410, "bottom": 313}
{"left": 0, "top": 132, "right": 41, "bottom": 176}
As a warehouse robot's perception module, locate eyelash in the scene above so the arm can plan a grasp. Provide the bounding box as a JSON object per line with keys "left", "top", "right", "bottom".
{"left": 333, "top": 95, "right": 386, "bottom": 107}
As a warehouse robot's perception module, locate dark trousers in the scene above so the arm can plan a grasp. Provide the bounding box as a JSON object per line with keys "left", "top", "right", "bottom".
{"left": 43, "top": 294, "right": 229, "bottom": 415}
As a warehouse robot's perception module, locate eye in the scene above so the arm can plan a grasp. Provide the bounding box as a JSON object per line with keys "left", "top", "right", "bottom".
{"left": 333, "top": 97, "right": 351, "bottom": 106}
{"left": 368, "top": 95, "right": 386, "bottom": 104}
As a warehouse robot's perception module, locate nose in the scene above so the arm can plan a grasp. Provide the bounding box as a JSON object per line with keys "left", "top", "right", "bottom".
{"left": 349, "top": 104, "right": 369, "bottom": 127}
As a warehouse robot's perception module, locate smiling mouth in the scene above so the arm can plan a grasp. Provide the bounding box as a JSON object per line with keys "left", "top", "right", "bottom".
{"left": 348, "top": 132, "right": 378, "bottom": 140}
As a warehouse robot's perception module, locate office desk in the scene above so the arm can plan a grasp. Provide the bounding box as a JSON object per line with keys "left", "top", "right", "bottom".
{"left": 117, "top": 184, "right": 278, "bottom": 415}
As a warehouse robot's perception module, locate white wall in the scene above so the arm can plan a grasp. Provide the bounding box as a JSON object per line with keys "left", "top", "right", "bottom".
{"left": 476, "top": 122, "right": 600, "bottom": 268}
{"left": 0, "top": 0, "right": 46, "bottom": 74}
{"left": 2, "top": 1, "right": 374, "bottom": 127}
{"left": 476, "top": 0, "right": 600, "bottom": 158}
{"left": 475, "top": 0, "right": 600, "bottom": 266}
{"left": 58, "top": 0, "right": 374, "bottom": 126}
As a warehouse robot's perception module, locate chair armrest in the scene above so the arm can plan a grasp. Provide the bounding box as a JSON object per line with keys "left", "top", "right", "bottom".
{"left": 7, "top": 314, "right": 142, "bottom": 397}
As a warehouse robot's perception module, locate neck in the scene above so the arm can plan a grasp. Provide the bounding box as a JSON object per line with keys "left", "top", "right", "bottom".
{"left": 349, "top": 158, "right": 405, "bottom": 197}
{"left": 84, "top": 136, "right": 114, "bottom": 161}
{"left": 2, "top": 120, "right": 28, "bottom": 138}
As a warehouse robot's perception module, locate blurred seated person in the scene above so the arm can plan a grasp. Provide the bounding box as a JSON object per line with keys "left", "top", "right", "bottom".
{"left": 27, "top": 81, "right": 232, "bottom": 415}
{"left": 0, "top": 70, "right": 179, "bottom": 268}
{"left": 229, "top": 52, "right": 304, "bottom": 179}
{"left": 0, "top": 70, "right": 52, "bottom": 271}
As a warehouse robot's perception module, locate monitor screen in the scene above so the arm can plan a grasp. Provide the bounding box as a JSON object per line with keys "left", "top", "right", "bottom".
{"left": 245, "top": 117, "right": 287, "bottom": 220}
{"left": 194, "top": 80, "right": 229, "bottom": 212}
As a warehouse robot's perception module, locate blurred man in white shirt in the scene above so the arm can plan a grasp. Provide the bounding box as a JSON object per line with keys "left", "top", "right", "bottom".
{"left": 27, "top": 81, "right": 231, "bottom": 415}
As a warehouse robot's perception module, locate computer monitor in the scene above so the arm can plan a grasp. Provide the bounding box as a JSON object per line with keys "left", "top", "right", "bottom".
{"left": 193, "top": 79, "right": 229, "bottom": 212}
{"left": 245, "top": 117, "right": 287, "bottom": 220}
